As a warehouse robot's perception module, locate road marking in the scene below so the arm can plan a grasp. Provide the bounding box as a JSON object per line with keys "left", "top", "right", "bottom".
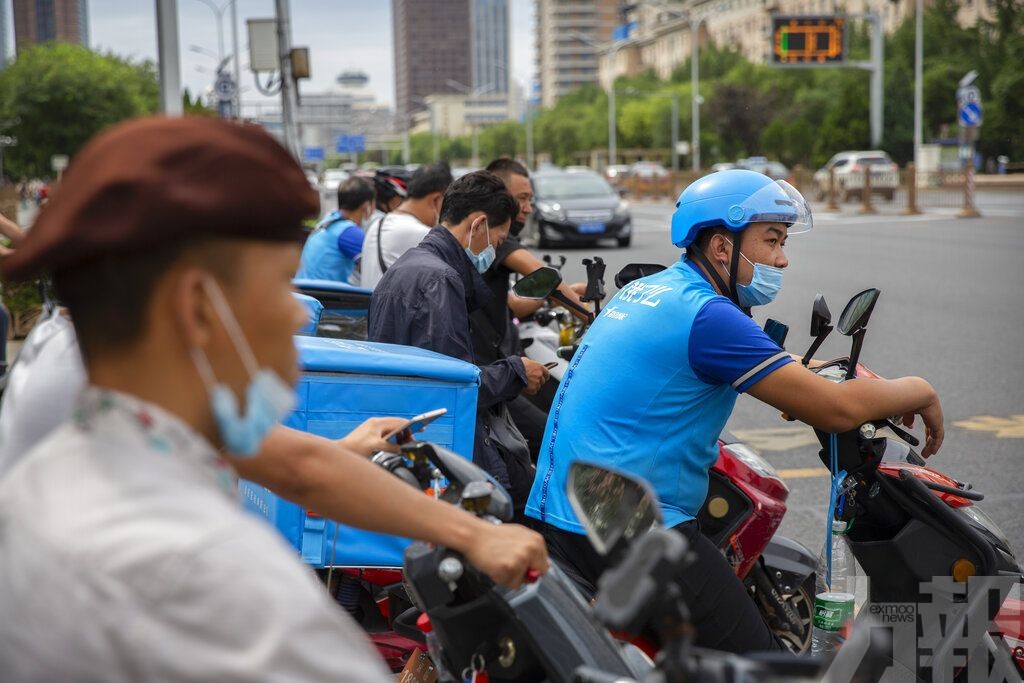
{"left": 777, "top": 467, "right": 828, "bottom": 479}
{"left": 953, "top": 415, "right": 1024, "bottom": 438}
{"left": 731, "top": 425, "right": 820, "bottom": 452}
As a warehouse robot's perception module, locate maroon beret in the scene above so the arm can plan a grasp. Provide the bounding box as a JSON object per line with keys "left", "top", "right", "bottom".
{"left": 2, "top": 116, "right": 319, "bottom": 282}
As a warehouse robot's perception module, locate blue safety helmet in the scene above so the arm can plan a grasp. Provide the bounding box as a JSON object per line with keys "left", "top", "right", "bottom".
{"left": 671, "top": 169, "right": 812, "bottom": 248}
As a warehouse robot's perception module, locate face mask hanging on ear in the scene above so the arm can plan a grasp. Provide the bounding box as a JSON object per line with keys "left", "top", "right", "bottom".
{"left": 190, "top": 277, "right": 297, "bottom": 456}
{"left": 464, "top": 218, "right": 496, "bottom": 274}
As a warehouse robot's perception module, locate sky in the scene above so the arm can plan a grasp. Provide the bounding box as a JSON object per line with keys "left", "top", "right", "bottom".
{"left": 63, "top": 0, "right": 536, "bottom": 110}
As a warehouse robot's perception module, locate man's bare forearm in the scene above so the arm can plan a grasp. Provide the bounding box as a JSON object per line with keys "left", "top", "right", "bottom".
{"left": 231, "top": 427, "right": 483, "bottom": 549}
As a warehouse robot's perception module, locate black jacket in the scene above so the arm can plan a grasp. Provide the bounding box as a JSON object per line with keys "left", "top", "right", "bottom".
{"left": 368, "top": 227, "right": 530, "bottom": 493}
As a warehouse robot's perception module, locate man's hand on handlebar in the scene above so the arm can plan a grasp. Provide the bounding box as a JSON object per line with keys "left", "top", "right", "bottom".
{"left": 336, "top": 417, "right": 407, "bottom": 458}
{"left": 463, "top": 522, "right": 550, "bottom": 588}
{"left": 520, "top": 357, "right": 551, "bottom": 395}
{"left": 900, "top": 387, "right": 945, "bottom": 458}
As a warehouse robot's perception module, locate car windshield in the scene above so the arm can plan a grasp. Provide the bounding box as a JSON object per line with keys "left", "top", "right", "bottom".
{"left": 535, "top": 174, "right": 615, "bottom": 199}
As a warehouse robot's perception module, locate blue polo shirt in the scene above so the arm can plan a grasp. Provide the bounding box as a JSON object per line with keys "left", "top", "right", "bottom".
{"left": 525, "top": 256, "right": 792, "bottom": 533}
{"left": 296, "top": 212, "right": 365, "bottom": 283}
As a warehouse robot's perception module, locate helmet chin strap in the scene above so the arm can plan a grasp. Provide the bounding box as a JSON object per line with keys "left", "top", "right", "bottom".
{"left": 688, "top": 233, "right": 752, "bottom": 316}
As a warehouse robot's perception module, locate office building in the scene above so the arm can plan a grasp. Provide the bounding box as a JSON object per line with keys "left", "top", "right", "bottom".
{"left": 392, "top": 0, "right": 472, "bottom": 132}
{"left": 12, "top": 0, "right": 89, "bottom": 55}
{"left": 471, "top": 0, "right": 510, "bottom": 95}
{"left": 535, "top": 0, "right": 619, "bottom": 108}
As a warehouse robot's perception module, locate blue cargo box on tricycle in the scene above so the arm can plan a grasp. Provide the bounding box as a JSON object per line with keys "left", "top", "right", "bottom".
{"left": 240, "top": 335, "right": 479, "bottom": 568}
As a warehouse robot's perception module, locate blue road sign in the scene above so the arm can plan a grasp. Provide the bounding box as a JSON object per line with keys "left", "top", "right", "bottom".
{"left": 335, "top": 134, "right": 366, "bottom": 153}
{"left": 958, "top": 101, "right": 982, "bottom": 127}
{"left": 303, "top": 146, "right": 325, "bottom": 161}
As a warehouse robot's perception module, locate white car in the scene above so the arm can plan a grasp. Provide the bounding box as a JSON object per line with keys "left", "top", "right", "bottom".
{"left": 322, "top": 169, "right": 350, "bottom": 193}
{"left": 813, "top": 151, "right": 899, "bottom": 202}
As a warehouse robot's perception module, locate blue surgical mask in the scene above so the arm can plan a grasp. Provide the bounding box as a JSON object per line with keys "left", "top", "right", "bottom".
{"left": 721, "top": 238, "right": 785, "bottom": 307}
{"left": 465, "top": 219, "right": 496, "bottom": 274}
{"left": 190, "top": 278, "right": 297, "bottom": 456}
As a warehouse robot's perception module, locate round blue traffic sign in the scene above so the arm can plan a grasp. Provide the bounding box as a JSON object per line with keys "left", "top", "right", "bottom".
{"left": 958, "top": 101, "right": 982, "bottom": 127}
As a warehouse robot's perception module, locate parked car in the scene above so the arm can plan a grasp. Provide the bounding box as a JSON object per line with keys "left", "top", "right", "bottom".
{"left": 564, "top": 165, "right": 593, "bottom": 174}
{"left": 710, "top": 162, "right": 737, "bottom": 173}
{"left": 737, "top": 156, "right": 792, "bottom": 182}
{"left": 813, "top": 150, "right": 899, "bottom": 202}
{"left": 629, "top": 161, "right": 669, "bottom": 179}
{"left": 322, "top": 168, "right": 350, "bottom": 193}
{"left": 527, "top": 170, "right": 633, "bottom": 248}
{"left": 604, "top": 164, "right": 632, "bottom": 183}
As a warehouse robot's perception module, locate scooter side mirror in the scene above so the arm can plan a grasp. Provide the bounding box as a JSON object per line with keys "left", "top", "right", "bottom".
{"left": 509, "top": 266, "right": 561, "bottom": 301}
{"left": 802, "top": 294, "right": 833, "bottom": 366}
{"left": 837, "top": 288, "right": 880, "bottom": 337}
{"left": 613, "top": 263, "right": 666, "bottom": 288}
{"left": 513, "top": 266, "right": 563, "bottom": 300}
{"left": 810, "top": 294, "right": 832, "bottom": 336}
{"left": 567, "top": 461, "right": 662, "bottom": 558}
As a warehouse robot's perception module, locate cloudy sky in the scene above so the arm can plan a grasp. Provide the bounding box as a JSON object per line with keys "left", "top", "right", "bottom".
{"left": 16, "top": 0, "right": 536, "bottom": 109}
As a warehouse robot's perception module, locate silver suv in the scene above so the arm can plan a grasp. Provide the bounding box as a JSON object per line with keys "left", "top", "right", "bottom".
{"left": 813, "top": 150, "right": 899, "bottom": 202}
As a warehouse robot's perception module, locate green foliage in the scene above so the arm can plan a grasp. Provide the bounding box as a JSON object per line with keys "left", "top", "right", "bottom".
{"left": 0, "top": 44, "right": 159, "bottom": 179}
{"left": 182, "top": 88, "right": 216, "bottom": 117}
{"left": 407, "top": 1, "right": 1024, "bottom": 171}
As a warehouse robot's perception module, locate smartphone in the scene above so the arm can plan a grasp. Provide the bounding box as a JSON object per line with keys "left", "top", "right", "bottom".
{"left": 385, "top": 408, "right": 448, "bottom": 445}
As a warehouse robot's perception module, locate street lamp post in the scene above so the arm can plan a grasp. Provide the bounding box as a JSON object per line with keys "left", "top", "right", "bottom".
{"left": 691, "top": 19, "right": 701, "bottom": 171}
{"left": 192, "top": 0, "right": 241, "bottom": 117}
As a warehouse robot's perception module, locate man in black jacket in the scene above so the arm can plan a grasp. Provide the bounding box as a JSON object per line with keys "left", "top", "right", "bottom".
{"left": 368, "top": 172, "right": 549, "bottom": 513}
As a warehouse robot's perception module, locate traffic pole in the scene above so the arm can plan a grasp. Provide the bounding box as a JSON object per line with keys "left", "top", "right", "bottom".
{"left": 826, "top": 168, "right": 839, "bottom": 212}
{"left": 858, "top": 165, "right": 876, "bottom": 214}
{"left": 959, "top": 159, "right": 981, "bottom": 218}
{"left": 902, "top": 163, "right": 922, "bottom": 215}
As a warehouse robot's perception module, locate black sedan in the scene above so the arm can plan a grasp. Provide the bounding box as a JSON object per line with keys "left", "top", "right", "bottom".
{"left": 526, "top": 171, "right": 633, "bottom": 248}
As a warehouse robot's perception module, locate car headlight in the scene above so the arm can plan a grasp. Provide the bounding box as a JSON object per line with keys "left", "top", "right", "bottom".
{"left": 535, "top": 202, "right": 566, "bottom": 222}
{"left": 960, "top": 505, "right": 1013, "bottom": 552}
{"left": 722, "top": 443, "right": 782, "bottom": 481}
{"left": 614, "top": 200, "right": 630, "bottom": 217}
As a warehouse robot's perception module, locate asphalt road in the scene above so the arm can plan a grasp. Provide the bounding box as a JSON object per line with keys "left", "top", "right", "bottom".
{"left": 531, "top": 190, "right": 1024, "bottom": 565}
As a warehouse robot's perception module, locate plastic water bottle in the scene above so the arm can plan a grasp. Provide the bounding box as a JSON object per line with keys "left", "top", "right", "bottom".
{"left": 811, "top": 519, "right": 857, "bottom": 656}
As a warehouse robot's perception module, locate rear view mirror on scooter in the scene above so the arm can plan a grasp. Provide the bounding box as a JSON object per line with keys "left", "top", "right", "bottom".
{"left": 513, "top": 266, "right": 563, "bottom": 300}
{"left": 567, "top": 462, "right": 662, "bottom": 559}
{"left": 837, "top": 288, "right": 880, "bottom": 380}
{"left": 801, "top": 294, "right": 833, "bottom": 366}
{"left": 837, "top": 288, "right": 880, "bottom": 337}
{"left": 613, "top": 263, "right": 666, "bottom": 288}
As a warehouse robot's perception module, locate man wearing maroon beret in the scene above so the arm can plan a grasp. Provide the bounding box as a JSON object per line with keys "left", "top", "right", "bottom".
{"left": 0, "top": 116, "right": 547, "bottom": 680}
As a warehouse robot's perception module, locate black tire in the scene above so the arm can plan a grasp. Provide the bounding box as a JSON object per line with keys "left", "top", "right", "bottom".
{"left": 766, "top": 575, "right": 815, "bottom": 655}
{"left": 616, "top": 235, "right": 632, "bottom": 248}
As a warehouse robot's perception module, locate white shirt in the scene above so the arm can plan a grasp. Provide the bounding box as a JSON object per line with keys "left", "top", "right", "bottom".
{"left": 0, "top": 310, "right": 84, "bottom": 477}
{"left": 0, "top": 388, "right": 390, "bottom": 682}
{"left": 360, "top": 211, "right": 432, "bottom": 289}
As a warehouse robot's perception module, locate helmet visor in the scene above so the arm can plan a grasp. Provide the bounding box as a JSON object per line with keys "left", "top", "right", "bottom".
{"left": 737, "top": 179, "right": 812, "bottom": 235}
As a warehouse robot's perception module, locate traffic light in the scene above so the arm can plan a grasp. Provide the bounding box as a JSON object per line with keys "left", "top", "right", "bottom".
{"left": 772, "top": 16, "right": 846, "bottom": 65}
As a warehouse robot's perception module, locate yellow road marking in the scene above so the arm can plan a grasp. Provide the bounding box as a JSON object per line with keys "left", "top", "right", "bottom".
{"left": 777, "top": 467, "right": 828, "bottom": 479}
{"left": 953, "top": 415, "right": 1024, "bottom": 438}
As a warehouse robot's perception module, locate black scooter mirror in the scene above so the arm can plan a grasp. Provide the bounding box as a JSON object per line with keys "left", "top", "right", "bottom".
{"left": 513, "top": 266, "right": 562, "bottom": 300}
{"left": 810, "top": 295, "right": 832, "bottom": 336}
{"left": 801, "top": 294, "right": 833, "bottom": 366}
{"left": 837, "top": 288, "right": 881, "bottom": 380}
{"left": 613, "top": 263, "right": 666, "bottom": 288}
{"left": 837, "top": 288, "right": 880, "bottom": 336}
{"left": 567, "top": 461, "right": 662, "bottom": 558}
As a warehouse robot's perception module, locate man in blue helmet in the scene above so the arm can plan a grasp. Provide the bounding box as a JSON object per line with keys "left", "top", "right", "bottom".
{"left": 525, "top": 169, "right": 945, "bottom": 654}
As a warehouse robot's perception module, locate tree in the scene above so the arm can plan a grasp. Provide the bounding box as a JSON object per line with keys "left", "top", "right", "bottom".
{"left": 0, "top": 44, "right": 159, "bottom": 179}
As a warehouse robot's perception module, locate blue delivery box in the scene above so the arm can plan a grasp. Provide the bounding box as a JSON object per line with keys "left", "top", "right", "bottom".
{"left": 240, "top": 335, "right": 480, "bottom": 568}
